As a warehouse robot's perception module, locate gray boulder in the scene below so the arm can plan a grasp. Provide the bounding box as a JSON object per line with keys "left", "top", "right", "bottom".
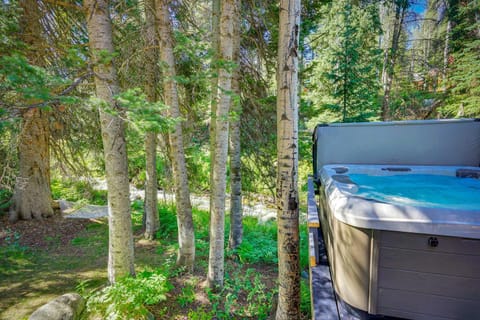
{"left": 29, "top": 293, "right": 84, "bottom": 320}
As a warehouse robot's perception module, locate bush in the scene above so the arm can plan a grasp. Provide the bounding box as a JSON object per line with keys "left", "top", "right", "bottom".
{"left": 86, "top": 269, "right": 171, "bottom": 319}
{"left": 235, "top": 217, "right": 278, "bottom": 264}
{"left": 0, "top": 189, "right": 12, "bottom": 212}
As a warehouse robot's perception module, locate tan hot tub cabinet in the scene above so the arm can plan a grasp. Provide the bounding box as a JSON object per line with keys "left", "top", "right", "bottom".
{"left": 309, "top": 119, "right": 480, "bottom": 320}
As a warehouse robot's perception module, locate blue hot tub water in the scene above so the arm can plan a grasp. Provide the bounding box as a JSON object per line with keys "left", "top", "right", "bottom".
{"left": 349, "top": 174, "right": 480, "bottom": 211}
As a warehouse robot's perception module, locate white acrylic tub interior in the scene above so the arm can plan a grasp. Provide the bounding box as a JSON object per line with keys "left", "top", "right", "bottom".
{"left": 320, "top": 164, "right": 480, "bottom": 240}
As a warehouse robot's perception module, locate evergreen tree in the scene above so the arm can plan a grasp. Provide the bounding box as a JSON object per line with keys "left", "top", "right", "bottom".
{"left": 442, "top": 0, "right": 480, "bottom": 117}
{"left": 305, "top": 0, "right": 381, "bottom": 123}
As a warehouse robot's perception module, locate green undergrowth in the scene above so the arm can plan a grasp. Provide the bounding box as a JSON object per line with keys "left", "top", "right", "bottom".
{"left": 81, "top": 203, "right": 311, "bottom": 319}
{"left": 86, "top": 269, "right": 172, "bottom": 320}
{"left": 51, "top": 178, "right": 107, "bottom": 205}
{"left": 0, "top": 189, "right": 12, "bottom": 213}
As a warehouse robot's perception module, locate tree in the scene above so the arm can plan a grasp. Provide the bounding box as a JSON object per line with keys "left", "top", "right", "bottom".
{"left": 156, "top": 0, "right": 195, "bottom": 270}
{"left": 207, "top": 0, "right": 237, "bottom": 289}
{"left": 228, "top": 0, "right": 242, "bottom": 251}
{"left": 209, "top": 0, "right": 221, "bottom": 213}
{"left": 143, "top": 0, "right": 160, "bottom": 240}
{"left": 84, "top": 0, "right": 135, "bottom": 283}
{"left": 304, "top": 0, "right": 381, "bottom": 123}
{"left": 445, "top": 0, "right": 480, "bottom": 116}
{"left": 276, "top": 0, "right": 301, "bottom": 318}
{"left": 9, "top": 0, "right": 53, "bottom": 221}
{"left": 326, "top": 0, "right": 381, "bottom": 121}
{"left": 380, "top": 0, "right": 409, "bottom": 120}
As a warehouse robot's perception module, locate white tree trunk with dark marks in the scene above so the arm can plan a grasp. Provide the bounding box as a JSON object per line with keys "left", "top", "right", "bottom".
{"left": 228, "top": 2, "right": 242, "bottom": 251}
{"left": 276, "top": 0, "right": 301, "bottom": 318}
{"left": 209, "top": 0, "right": 221, "bottom": 212}
{"left": 84, "top": 0, "right": 135, "bottom": 283}
{"left": 156, "top": 0, "right": 195, "bottom": 270}
{"left": 207, "top": 0, "right": 236, "bottom": 290}
{"left": 143, "top": 0, "right": 159, "bottom": 240}
{"left": 442, "top": 19, "right": 451, "bottom": 92}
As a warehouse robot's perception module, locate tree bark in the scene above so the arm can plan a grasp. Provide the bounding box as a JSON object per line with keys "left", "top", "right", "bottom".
{"left": 84, "top": 0, "right": 135, "bottom": 283}
{"left": 209, "top": 0, "right": 221, "bottom": 212}
{"left": 442, "top": 19, "right": 451, "bottom": 92}
{"left": 143, "top": 0, "right": 159, "bottom": 240}
{"left": 156, "top": 0, "right": 195, "bottom": 270}
{"left": 276, "top": 0, "right": 301, "bottom": 318}
{"left": 10, "top": 0, "right": 53, "bottom": 222}
{"left": 228, "top": 1, "right": 242, "bottom": 251}
{"left": 10, "top": 108, "right": 53, "bottom": 221}
{"left": 207, "top": 0, "right": 236, "bottom": 290}
{"left": 144, "top": 132, "right": 159, "bottom": 240}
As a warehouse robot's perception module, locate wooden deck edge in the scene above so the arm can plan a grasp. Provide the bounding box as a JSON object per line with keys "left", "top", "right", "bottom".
{"left": 307, "top": 176, "right": 340, "bottom": 320}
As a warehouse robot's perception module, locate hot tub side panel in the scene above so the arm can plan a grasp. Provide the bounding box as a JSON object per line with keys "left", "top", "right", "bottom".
{"left": 319, "top": 185, "right": 372, "bottom": 312}
{"left": 375, "top": 231, "right": 480, "bottom": 320}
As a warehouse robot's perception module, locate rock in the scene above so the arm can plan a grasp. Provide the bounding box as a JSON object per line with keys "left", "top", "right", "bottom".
{"left": 29, "top": 293, "right": 85, "bottom": 320}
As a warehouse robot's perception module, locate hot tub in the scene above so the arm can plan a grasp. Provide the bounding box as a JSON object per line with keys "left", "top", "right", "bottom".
{"left": 318, "top": 164, "right": 480, "bottom": 320}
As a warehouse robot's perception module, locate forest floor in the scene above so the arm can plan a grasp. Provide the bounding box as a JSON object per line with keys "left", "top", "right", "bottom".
{"left": 0, "top": 202, "right": 310, "bottom": 319}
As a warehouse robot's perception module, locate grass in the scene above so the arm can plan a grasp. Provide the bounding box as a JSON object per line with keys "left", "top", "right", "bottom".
{"left": 0, "top": 201, "right": 311, "bottom": 319}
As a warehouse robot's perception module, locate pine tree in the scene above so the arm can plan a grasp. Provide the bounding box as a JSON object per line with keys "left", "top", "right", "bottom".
{"left": 306, "top": 0, "right": 381, "bottom": 123}
{"left": 444, "top": 0, "right": 480, "bottom": 117}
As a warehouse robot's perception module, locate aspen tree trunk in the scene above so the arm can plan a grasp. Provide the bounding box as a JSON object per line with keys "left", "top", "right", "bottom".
{"left": 228, "top": 1, "right": 243, "bottom": 250}
{"left": 207, "top": 0, "right": 236, "bottom": 289}
{"left": 209, "top": 0, "right": 221, "bottom": 211}
{"left": 143, "top": 0, "right": 159, "bottom": 240}
{"left": 442, "top": 19, "right": 451, "bottom": 92}
{"left": 381, "top": 0, "right": 407, "bottom": 120}
{"left": 10, "top": 0, "right": 53, "bottom": 221}
{"left": 156, "top": 0, "right": 195, "bottom": 270}
{"left": 276, "top": 0, "right": 301, "bottom": 318}
{"left": 84, "top": 0, "right": 135, "bottom": 283}
{"left": 380, "top": 2, "right": 390, "bottom": 89}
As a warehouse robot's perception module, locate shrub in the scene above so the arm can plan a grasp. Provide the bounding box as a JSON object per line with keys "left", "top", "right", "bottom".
{"left": 86, "top": 269, "right": 171, "bottom": 320}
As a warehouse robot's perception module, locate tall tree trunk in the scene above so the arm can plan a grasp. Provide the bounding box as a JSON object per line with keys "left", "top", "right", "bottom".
{"left": 381, "top": 0, "right": 407, "bottom": 120}
{"left": 10, "top": 108, "right": 53, "bottom": 221}
{"left": 228, "top": 0, "right": 242, "bottom": 251}
{"left": 156, "top": 0, "right": 195, "bottom": 270}
{"left": 84, "top": 0, "right": 135, "bottom": 283}
{"left": 207, "top": 0, "right": 236, "bottom": 290}
{"left": 209, "top": 0, "right": 221, "bottom": 212}
{"left": 276, "top": 0, "right": 301, "bottom": 318}
{"left": 442, "top": 19, "right": 451, "bottom": 92}
{"left": 143, "top": 0, "right": 159, "bottom": 240}
{"left": 144, "top": 132, "right": 159, "bottom": 239}
{"left": 10, "top": 0, "right": 53, "bottom": 221}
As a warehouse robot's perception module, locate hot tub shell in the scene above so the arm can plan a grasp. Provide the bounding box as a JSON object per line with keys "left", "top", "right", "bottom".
{"left": 319, "top": 165, "right": 480, "bottom": 319}
{"left": 312, "top": 119, "right": 480, "bottom": 320}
